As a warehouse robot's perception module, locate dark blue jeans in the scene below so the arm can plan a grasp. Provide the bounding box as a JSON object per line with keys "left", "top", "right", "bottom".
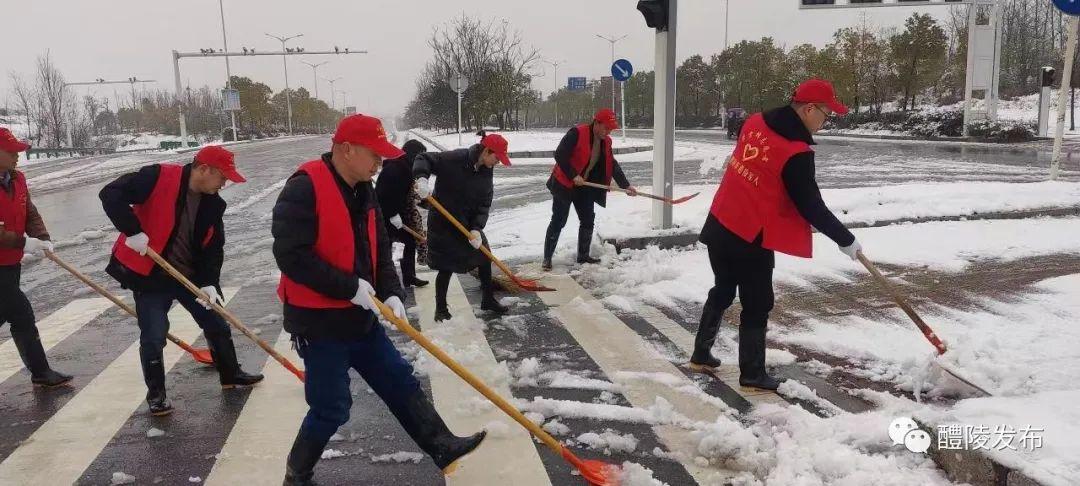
{"left": 133, "top": 284, "right": 232, "bottom": 391}
{"left": 295, "top": 324, "right": 421, "bottom": 443}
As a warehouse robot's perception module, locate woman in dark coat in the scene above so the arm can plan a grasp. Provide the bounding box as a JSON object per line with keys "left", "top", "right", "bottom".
{"left": 413, "top": 132, "right": 512, "bottom": 321}
{"left": 376, "top": 139, "right": 428, "bottom": 287}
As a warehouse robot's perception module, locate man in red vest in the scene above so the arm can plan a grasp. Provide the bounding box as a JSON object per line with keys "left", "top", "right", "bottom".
{"left": 692, "top": 79, "right": 862, "bottom": 390}
{"left": 100, "top": 145, "right": 263, "bottom": 416}
{"left": 273, "top": 114, "right": 485, "bottom": 485}
{"left": 542, "top": 108, "right": 638, "bottom": 270}
{"left": 0, "top": 127, "right": 72, "bottom": 387}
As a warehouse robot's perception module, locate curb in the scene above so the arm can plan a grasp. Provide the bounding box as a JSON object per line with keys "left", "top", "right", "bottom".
{"left": 914, "top": 420, "right": 1047, "bottom": 486}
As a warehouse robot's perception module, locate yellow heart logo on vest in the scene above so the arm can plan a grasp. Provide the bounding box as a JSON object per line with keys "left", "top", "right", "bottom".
{"left": 742, "top": 144, "right": 761, "bottom": 162}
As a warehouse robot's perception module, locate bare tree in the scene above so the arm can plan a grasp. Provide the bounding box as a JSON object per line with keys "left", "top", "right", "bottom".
{"left": 34, "top": 52, "right": 70, "bottom": 147}
{"left": 8, "top": 73, "right": 36, "bottom": 142}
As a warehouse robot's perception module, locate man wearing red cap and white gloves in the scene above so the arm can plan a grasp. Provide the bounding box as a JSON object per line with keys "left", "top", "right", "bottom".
{"left": 691, "top": 79, "right": 861, "bottom": 390}
{"left": 413, "top": 130, "right": 513, "bottom": 322}
{"left": 542, "top": 108, "right": 637, "bottom": 271}
{"left": 100, "top": 145, "right": 263, "bottom": 416}
{"left": 273, "top": 115, "right": 486, "bottom": 485}
{"left": 0, "top": 127, "right": 72, "bottom": 388}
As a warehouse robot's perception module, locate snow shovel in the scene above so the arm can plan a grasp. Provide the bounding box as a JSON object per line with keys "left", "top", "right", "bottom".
{"left": 856, "top": 251, "right": 993, "bottom": 396}
{"left": 370, "top": 295, "right": 619, "bottom": 485}
{"left": 45, "top": 250, "right": 215, "bottom": 366}
{"left": 145, "top": 249, "right": 306, "bottom": 383}
{"left": 425, "top": 195, "right": 555, "bottom": 292}
{"left": 579, "top": 181, "right": 699, "bottom": 205}
{"left": 400, "top": 224, "right": 427, "bottom": 244}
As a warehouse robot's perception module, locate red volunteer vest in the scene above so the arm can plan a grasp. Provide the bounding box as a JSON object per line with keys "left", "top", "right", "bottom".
{"left": 112, "top": 164, "right": 184, "bottom": 275}
{"left": 709, "top": 113, "right": 814, "bottom": 258}
{"left": 277, "top": 160, "right": 378, "bottom": 309}
{"left": 552, "top": 124, "right": 615, "bottom": 188}
{"left": 0, "top": 171, "right": 29, "bottom": 265}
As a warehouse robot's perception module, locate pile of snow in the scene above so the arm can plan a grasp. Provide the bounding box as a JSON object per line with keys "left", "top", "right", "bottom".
{"left": 110, "top": 472, "right": 136, "bottom": 485}
{"left": 145, "top": 427, "right": 165, "bottom": 438}
{"left": 320, "top": 449, "right": 348, "bottom": 460}
{"left": 369, "top": 451, "right": 425, "bottom": 464}
{"left": 615, "top": 462, "right": 669, "bottom": 486}
{"left": 575, "top": 430, "right": 639, "bottom": 455}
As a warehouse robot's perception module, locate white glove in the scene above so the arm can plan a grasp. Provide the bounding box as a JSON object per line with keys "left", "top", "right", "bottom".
{"left": 350, "top": 278, "right": 377, "bottom": 311}
{"left": 384, "top": 296, "right": 407, "bottom": 320}
{"left": 198, "top": 286, "right": 223, "bottom": 310}
{"left": 469, "top": 230, "right": 482, "bottom": 249}
{"left": 125, "top": 232, "right": 150, "bottom": 256}
{"left": 389, "top": 215, "right": 404, "bottom": 229}
{"left": 23, "top": 237, "right": 54, "bottom": 256}
{"left": 839, "top": 239, "right": 862, "bottom": 261}
{"left": 415, "top": 178, "right": 432, "bottom": 199}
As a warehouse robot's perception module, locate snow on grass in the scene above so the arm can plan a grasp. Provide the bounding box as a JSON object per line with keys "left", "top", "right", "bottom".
{"left": 487, "top": 180, "right": 1080, "bottom": 262}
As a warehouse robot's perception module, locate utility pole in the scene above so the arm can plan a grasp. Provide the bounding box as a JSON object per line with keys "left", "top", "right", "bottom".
{"left": 596, "top": 34, "right": 627, "bottom": 113}
{"left": 266, "top": 33, "right": 303, "bottom": 135}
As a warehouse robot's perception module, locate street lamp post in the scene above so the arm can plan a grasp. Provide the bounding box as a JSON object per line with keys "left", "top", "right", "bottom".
{"left": 217, "top": 0, "right": 238, "bottom": 140}
{"left": 301, "top": 61, "right": 329, "bottom": 102}
{"left": 543, "top": 59, "right": 562, "bottom": 127}
{"left": 322, "top": 77, "right": 342, "bottom": 111}
{"left": 596, "top": 34, "right": 627, "bottom": 114}
{"left": 266, "top": 33, "right": 303, "bottom": 135}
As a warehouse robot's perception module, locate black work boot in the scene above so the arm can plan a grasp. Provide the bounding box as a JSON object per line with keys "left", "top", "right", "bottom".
{"left": 738, "top": 326, "right": 782, "bottom": 391}
{"left": 480, "top": 294, "right": 509, "bottom": 315}
{"left": 542, "top": 226, "right": 560, "bottom": 271}
{"left": 207, "top": 335, "right": 264, "bottom": 388}
{"left": 576, "top": 225, "right": 600, "bottom": 264}
{"left": 13, "top": 334, "right": 73, "bottom": 388}
{"left": 541, "top": 259, "right": 553, "bottom": 272}
{"left": 141, "top": 347, "right": 173, "bottom": 416}
{"left": 400, "top": 257, "right": 428, "bottom": 288}
{"left": 434, "top": 307, "right": 453, "bottom": 322}
{"left": 283, "top": 432, "right": 329, "bottom": 486}
{"left": 391, "top": 390, "right": 487, "bottom": 475}
{"left": 689, "top": 302, "right": 724, "bottom": 372}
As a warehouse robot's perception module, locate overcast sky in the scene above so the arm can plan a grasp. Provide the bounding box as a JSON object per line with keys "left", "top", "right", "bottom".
{"left": 2, "top": 1, "right": 954, "bottom": 118}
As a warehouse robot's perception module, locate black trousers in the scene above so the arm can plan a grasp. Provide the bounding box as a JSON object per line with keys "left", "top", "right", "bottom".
{"left": 544, "top": 190, "right": 596, "bottom": 261}
{"left": 0, "top": 265, "right": 38, "bottom": 344}
{"left": 434, "top": 263, "right": 495, "bottom": 311}
{"left": 693, "top": 242, "right": 776, "bottom": 378}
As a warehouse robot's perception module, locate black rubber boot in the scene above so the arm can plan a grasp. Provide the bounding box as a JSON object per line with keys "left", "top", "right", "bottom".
{"left": 576, "top": 225, "right": 600, "bottom": 264}
{"left": 391, "top": 390, "right": 487, "bottom": 475}
{"left": 480, "top": 295, "right": 509, "bottom": 315}
{"left": 541, "top": 259, "right": 552, "bottom": 272}
{"left": 207, "top": 335, "right": 264, "bottom": 388}
{"left": 13, "top": 334, "right": 73, "bottom": 388}
{"left": 400, "top": 253, "right": 428, "bottom": 288}
{"left": 283, "top": 433, "right": 329, "bottom": 486}
{"left": 543, "top": 221, "right": 561, "bottom": 266}
{"left": 479, "top": 266, "right": 508, "bottom": 316}
{"left": 141, "top": 346, "right": 173, "bottom": 416}
{"left": 738, "top": 326, "right": 782, "bottom": 391}
{"left": 690, "top": 300, "right": 724, "bottom": 371}
{"left": 434, "top": 308, "right": 453, "bottom": 322}
{"left": 434, "top": 271, "right": 452, "bottom": 322}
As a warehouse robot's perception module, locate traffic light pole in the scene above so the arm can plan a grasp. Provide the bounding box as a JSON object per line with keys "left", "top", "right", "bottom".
{"left": 651, "top": 1, "right": 677, "bottom": 229}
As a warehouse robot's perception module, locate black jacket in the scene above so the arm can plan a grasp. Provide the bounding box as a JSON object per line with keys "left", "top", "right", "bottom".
{"left": 547, "top": 125, "right": 631, "bottom": 207}
{"left": 701, "top": 105, "right": 855, "bottom": 254}
{"left": 272, "top": 155, "right": 404, "bottom": 340}
{"left": 375, "top": 153, "right": 418, "bottom": 242}
{"left": 413, "top": 145, "right": 493, "bottom": 273}
{"left": 99, "top": 163, "right": 225, "bottom": 292}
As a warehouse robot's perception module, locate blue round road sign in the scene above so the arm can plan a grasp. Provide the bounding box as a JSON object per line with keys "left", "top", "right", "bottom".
{"left": 611, "top": 59, "right": 633, "bottom": 82}
{"left": 1053, "top": 0, "right": 1080, "bottom": 16}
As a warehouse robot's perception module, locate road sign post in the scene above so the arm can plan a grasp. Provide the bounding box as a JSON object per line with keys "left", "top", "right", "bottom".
{"left": 611, "top": 59, "right": 633, "bottom": 142}
{"left": 1051, "top": 0, "right": 1080, "bottom": 180}
{"left": 450, "top": 73, "right": 470, "bottom": 147}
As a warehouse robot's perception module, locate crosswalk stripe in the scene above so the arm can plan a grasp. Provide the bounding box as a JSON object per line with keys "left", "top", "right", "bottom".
{"left": 413, "top": 272, "right": 553, "bottom": 486}
{"left": 537, "top": 275, "right": 737, "bottom": 485}
{"left": 0, "top": 289, "right": 238, "bottom": 485}
{"left": 0, "top": 298, "right": 113, "bottom": 384}
{"left": 204, "top": 330, "right": 303, "bottom": 486}
{"left": 636, "top": 305, "right": 787, "bottom": 405}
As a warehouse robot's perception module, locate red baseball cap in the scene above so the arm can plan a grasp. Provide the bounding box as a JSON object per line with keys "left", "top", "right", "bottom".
{"left": 0, "top": 127, "right": 30, "bottom": 153}
{"left": 792, "top": 79, "right": 848, "bottom": 116}
{"left": 194, "top": 145, "right": 246, "bottom": 183}
{"left": 332, "top": 114, "right": 405, "bottom": 159}
{"left": 594, "top": 108, "right": 619, "bottom": 130}
{"left": 480, "top": 133, "right": 511, "bottom": 166}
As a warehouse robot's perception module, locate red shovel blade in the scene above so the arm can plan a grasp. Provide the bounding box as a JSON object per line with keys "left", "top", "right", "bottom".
{"left": 668, "top": 192, "right": 700, "bottom": 205}
{"left": 562, "top": 449, "right": 620, "bottom": 485}
{"left": 191, "top": 348, "right": 215, "bottom": 366}
{"left": 512, "top": 275, "right": 556, "bottom": 292}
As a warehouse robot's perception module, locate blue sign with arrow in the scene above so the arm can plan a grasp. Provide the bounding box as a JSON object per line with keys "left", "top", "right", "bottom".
{"left": 611, "top": 59, "right": 633, "bottom": 82}
{"left": 1053, "top": 0, "right": 1080, "bottom": 15}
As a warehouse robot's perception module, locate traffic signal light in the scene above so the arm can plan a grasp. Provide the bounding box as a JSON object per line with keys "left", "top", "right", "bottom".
{"left": 637, "top": 0, "right": 670, "bottom": 31}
